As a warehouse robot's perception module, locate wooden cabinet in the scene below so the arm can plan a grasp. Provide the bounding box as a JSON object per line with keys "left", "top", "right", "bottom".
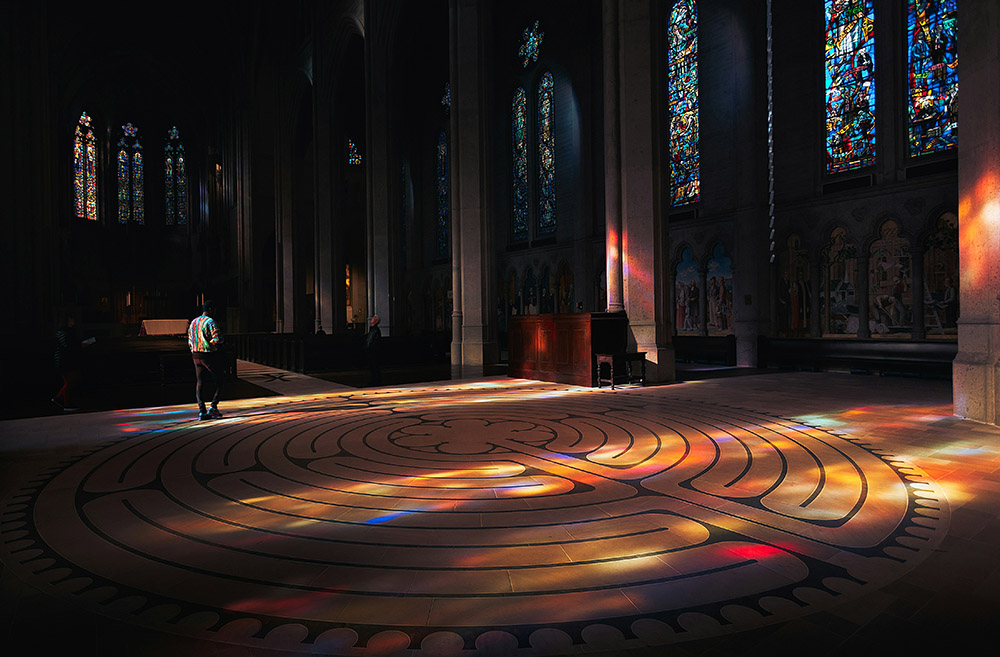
{"left": 508, "top": 312, "right": 627, "bottom": 386}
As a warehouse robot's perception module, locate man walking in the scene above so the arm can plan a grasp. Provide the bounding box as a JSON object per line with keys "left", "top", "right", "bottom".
{"left": 365, "top": 314, "right": 382, "bottom": 386}
{"left": 188, "top": 300, "right": 224, "bottom": 420}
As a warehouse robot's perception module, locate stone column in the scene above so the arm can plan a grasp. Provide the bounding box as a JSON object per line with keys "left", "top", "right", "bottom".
{"left": 955, "top": 0, "right": 1000, "bottom": 423}
{"left": 810, "top": 258, "right": 822, "bottom": 338}
{"left": 618, "top": 0, "right": 674, "bottom": 381}
{"left": 234, "top": 114, "right": 254, "bottom": 334}
{"left": 911, "top": 244, "right": 925, "bottom": 340}
{"left": 449, "top": 0, "right": 496, "bottom": 378}
{"left": 312, "top": 67, "right": 335, "bottom": 335}
{"left": 857, "top": 253, "right": 870, "bottom": 338}
{"left": 364, "top": 3, "right": 395, "bottom": 335}
{"left": 603, "top": 0, "right": 624, "bottom": 312}
{"left": 698, "top": 269, "right": 708, "bottom": 337}
{"left": 275, "top": 83, "right": 297, "bottom": 333}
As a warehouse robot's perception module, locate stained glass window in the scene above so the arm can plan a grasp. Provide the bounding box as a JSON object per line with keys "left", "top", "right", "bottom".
{"left": 512, "top": 88, "right": 528, "bottom": 241}
{"left": 117, "top": 123, "right": 144, "bottom": 224}
{"left": 441, "top": 82, "right": 451, "bottom": 110}
{"left": 519, "top": 21, "right": 544, "bottom": 67}
{"left": 437, "top": 131, "right": 450, "bottom": 258}
{"left": 348, "top": 139, "right": 362, "bottom": 166}
{"left": 668, "top": 0, "right": 700, "bottom": 205}
{"left": 825, "top": 0, "right": 876, "bottom": 174}
{"left": 177, "top": 149, "right": 187, "bottom": 225}
{"left": 73, "top": 112, "right": 98, "bottom": 220}
{"left": 165, "top": 148, "right": 174, "bottom": 223}
{"left": 164, "top": 126, "right": 187, "bottom": 225}
{"left": 908, "top": 0, "right": 957, "bottom": 156}
{"left": 132, "top": 147, "right": 144, "bottom": 225}
{"left": 537, "top": 72, "right": 556, "bottom": 234}
{"left": 117, "top": 148, "right": 129, "bottom": 224}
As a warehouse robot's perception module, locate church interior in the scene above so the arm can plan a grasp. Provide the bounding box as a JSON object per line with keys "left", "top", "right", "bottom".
{"left": 3, "top": 0, "right": 999, "bottom": 655}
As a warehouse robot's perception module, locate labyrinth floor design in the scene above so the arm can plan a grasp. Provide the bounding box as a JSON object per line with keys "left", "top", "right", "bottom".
{"left": 0, "top": 379, "right": 949, "bottom": 655}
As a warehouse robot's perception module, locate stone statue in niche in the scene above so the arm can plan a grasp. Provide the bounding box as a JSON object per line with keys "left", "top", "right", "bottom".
{"left": 868, "top": 221, "right": 911, "bottom": 335}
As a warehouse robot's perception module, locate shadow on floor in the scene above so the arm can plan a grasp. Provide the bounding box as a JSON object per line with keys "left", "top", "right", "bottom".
{"left": 1, "top": 376, "right": 278, "bottom": 421}
{"left": 674, "top": 362, "right": 777, "bottom": 381}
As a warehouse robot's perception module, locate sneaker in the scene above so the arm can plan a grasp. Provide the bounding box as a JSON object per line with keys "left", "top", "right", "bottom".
{"left": 199, "top": 411, "right": 210, "bottom": 421}
{"left": 208, "top": 407, "right": 223, "bottom": 419}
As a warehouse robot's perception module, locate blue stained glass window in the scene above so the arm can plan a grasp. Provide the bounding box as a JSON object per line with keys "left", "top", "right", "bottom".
{"left": 908, "top": 0, "right": 957, "bottom": 156}
{"left": 668, "top": 0, "right": 699, "bottom": 206}
{"left": 177, "top": 151, "right": 187, "bottom": 225}
{"left": 132, "top": 147, "right": 144, "bottom": 225}
{"left": 537, "top": 72, "right": 555, "bottom": 234}
{"left": 165, "top": 148, "right": 174, "bottom": 224}
{"left": 117, "top": 148, "right": 129, "bottom": 224}
{"left": 519, "top": 21, "right": 544, "bottom": 67}
{"left": 74, "top": 112, "right": 98, "bottom": 220}
{"left": 117, "top": 123, "right": 143, "bottom": 224}
{"left": 825, "top": 0, "right": 876, "bottom": 174}
{"left": 165, "top": 126, "right": 187, "bottom": 225}
{"left": 348, "top": 139, "right": 362, "bottom": 166}
{"left": 512, "top": 88, "right": 528, "bottom": 241}
{"left": 437, "top": 131, "right": 450, "bottom": 258}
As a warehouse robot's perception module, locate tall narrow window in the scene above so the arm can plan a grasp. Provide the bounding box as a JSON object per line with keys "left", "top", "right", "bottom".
{"left": 117, "top": 123, "right": 144, "bottom": 224}
{"left": 437, "top": 131, "right": 450, "bottom": 258}
{"left": 117, "top": 146, "right": 129, "bottom": 224}
{"left": 512, "top": 87, "right": 529, "bottom": 241}
{"left": 347, "top": 139, "right": 362, "bottom": 166}
{"left": 668, "top": 0, "right": 700, "bottom": 205}
{"left": 165, "top": 146, "right": 174, "bottom": 223}
{"left": 537, "top": 72, "right": 556, "bottom": 234}
{"left": 908, "top": 0, "right": 957, "bottom": 156}
{"left": 164, "top": 126, "right": 187, "bottom": 225}
{"left": 825, "top": 0, "right": 876, "bottom": 174}
{"left": 74, "top": 112, "right": 98, "bottom": 220}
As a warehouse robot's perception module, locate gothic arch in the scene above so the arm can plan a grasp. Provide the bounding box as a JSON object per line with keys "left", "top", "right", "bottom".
{"left": 918, "top": 204, "right": 959, "bottom": 248}
{"left": 671, "top": 241, "right": 698, "bottom": 270}
{"left": 867, "top": 218, "right": 913, "bottom": 334}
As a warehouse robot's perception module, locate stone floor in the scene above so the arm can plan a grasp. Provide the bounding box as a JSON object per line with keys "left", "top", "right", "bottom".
{"left": 1, "top": 364, "right": 997, "bottom": 656}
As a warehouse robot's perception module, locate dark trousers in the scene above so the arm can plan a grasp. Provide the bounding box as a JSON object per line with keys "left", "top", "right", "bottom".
{"left": 192, "top": 352, "right": 224, "bottom": 411}
{"left": 55, "top": 369, "right": 81, "bottom": 407}
{"left": 368, "top": 353, "right": 382, "bottom": 386}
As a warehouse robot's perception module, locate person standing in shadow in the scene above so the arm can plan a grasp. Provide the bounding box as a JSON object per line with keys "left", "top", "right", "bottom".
{"left": 365, "top": 314, "right": 382, "bottom": 386}
{"left": 53, "top": 314, "right": 91, "bottom": 412}
{"left": 188, "top": 300, "right": 225, "bottom": 420}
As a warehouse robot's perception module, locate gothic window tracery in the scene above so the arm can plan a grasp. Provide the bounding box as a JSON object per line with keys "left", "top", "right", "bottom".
{"left": 118, "top": 122, "right": 144, "bottom": 224}
{"left": 164, "top": 126, "right": 187, "bottom": 225}
{"left": 73, "top": 112, "right": 98, "bottom": 221}
{"left": 537, "top": 72, "right": 556, "bottom": 235}
{"left": 512, "top": 87, "right": 529, "bottom": 241}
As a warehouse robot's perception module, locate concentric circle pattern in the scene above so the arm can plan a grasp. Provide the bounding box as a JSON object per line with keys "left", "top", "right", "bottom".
{"left": 0, "top": 381, "right": 948, "bottom": 654}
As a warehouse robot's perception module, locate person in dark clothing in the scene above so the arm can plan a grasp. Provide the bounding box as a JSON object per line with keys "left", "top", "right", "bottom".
{"left": 53, "top": 315, "right": 86, "bottom": 411}
{"left": 365, "top": 314, "right": 382, "bottom": 386}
